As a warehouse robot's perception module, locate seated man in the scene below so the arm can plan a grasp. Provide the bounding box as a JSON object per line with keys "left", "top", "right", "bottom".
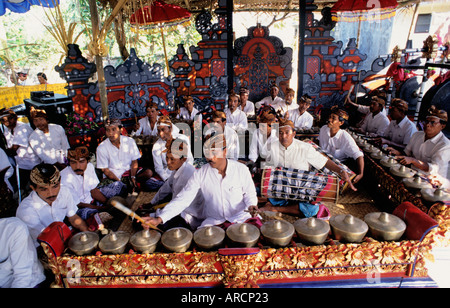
{"left": 259, "top": 119, "right": 356, "bottom": 217}
{"left": 131, "top": 101, "right": 159, "bottom": 137}
{"left": 0, "top": 217, "right": 46, "bottom": 288}
{"left": 176, "top": 96, "right": 202, "bottom": 125}
{"left": 273, "top": 87, "right": 299, "bottom": 119}
{"left": 0, "top": 109, "right": 41, "bottom": 191}
{"left": 380, "top": 98, "right": 417, "bottom": 150}
{"left": 248, "top": 108, "right": 279, "bottom": 165}
{"left": 146, "top": 138, "right": 205, "bottom": 230}
{"left": 224, "top": 92, "right": 248, "bottom": 133}
{"left": 142, "top": 134, "right": 258, "bottom": 230}
{"left": 319, "top": 107, "right": 364, "bottom": 185}
{"left": 28, "top": 107, "right": 70, "bottom": 170}
{"left": 388, "top": 106, "right": 450, "bottom": 180}
{"left": 96, "top": 119, "right": 152, "bottom": 194}
{"left": 355, "top": 96, "right": 390, "bottom": 137}
{"left": 288, "top": 94, "right": 314, "bottom": 130}
{"left": 61, "top": 146, "right": 125, "bottom": 220}
{"left": 152, "top": 115, "right": 193, "bottom": 183}
{"left": 255, "top": 84, "right": 284, "bottom": 110}
{"left": 239, "top": 87, "right": 255, "bottom": 118}
{"left": 205, "top": 111, "right": 240, "bottom": 160}
{"left": 16, "top": 163, "right": 88, "bottom": 246}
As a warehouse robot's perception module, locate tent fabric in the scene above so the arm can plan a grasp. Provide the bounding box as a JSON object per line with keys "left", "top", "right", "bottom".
{"left": 0, "top": 0, "right": 58, "bottom": 16}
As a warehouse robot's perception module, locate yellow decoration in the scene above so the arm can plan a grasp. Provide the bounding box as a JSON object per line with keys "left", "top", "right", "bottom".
{"left": 0, "top": 83, "right": 68, "bottom": 109}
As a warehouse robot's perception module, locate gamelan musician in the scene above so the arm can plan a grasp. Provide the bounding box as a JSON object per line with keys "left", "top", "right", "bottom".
{"left": 388, "top": 106, "right": 450, "bottom": 182}
{"left": 319, "top": 107, "right": 364, "bottom": 185}
{"left": 142, "top": 134, "right": 259, "bottom": 230}
{"left": 255, "top": 118, "right": 356, "bottom": 218}
{"left": 144, "top": 138, "right": 205, "bottom": 231}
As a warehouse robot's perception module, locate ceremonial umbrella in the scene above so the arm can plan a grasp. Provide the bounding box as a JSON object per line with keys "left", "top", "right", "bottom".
{"left": 130, "top": 0, "right": 191, "bottom": 76}
{"left": 331, "top": 0, "right": 398, "bottom": 47}
{"left": 0, "top": 0, "right": 58, "bottom": 16}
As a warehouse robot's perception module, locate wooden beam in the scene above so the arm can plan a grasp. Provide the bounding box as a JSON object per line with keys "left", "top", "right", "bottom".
{"left": 297, "top": 0, "right": 306, "bottom": 98}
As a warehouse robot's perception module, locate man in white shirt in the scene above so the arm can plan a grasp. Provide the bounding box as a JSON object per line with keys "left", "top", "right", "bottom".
{"left": 16, "top": 163, "right": 88, "bottom": 246}
{"left": 61, "top": 146, "right": 124, "bottom": 220}
{"left": 357, "top": 96, "right": 390, "bottom": 137}
{"left": 273, "top": 88, "right": 299, "bottom": 119}
{"left": 248, "top": 108, "right": 278, "bottom": 164}
{"left": 146, "top": 138, "right": 204, "bottom": 230}
{"left": 28, "top": 108, "right": 70, "bottom": 169}
{"left": 380, "top": 98, "right": 417, "bottom": 150}
{"left": 142, "top": 134, "right": 258, "bottom": 230}
{"left": 239, "top": 87, "right": 255, "bottom": 118}
{"left": 259, "top": 119, "right": 356, "bottom": 217}
{"left": 224, "top": 92, "right": 248, "bottom": 133}
{"left": 205, "top": 111, "right": 240, "bottom": 160}
{"left": 389, "top": 106, "right": 450, "bottom": 179}
{"left": 176, "top": 96, "right": 202, "bottom": 124}
{"left": 319, "top": 107, "right": 364, "bottom": 185}
{"left": 132, "top": 102, "right": 159, "bottom": 137}
{"left": 0, "top": 217, "right": 46, "bottom": 288}
{"left": 152, "top": 116, "right": 193, "bottom": 182}
{"left": 96, "top": 119, "right": 152, "bottom": 193}
{"left": 255, "top": 84, "right": 284, "bottom": 110}
{"left": 1, "top": 109, "right": 41, "bottom": 190}
{"left": 288, "top": 94, "right": 314, "bottom": 130}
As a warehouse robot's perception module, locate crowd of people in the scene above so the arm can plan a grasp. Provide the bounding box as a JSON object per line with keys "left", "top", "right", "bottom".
{"left": 0, "top": 83, "right": 448, "bottom": 288}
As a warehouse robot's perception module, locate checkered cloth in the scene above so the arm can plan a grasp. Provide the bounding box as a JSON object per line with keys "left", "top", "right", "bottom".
{"left": 261, "top": 167, "right": 337, "bottom": 203}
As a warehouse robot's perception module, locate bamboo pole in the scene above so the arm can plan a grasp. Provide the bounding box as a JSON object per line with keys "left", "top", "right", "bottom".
{"left": 88, "top": 0, "right": 109, "bottom": 122}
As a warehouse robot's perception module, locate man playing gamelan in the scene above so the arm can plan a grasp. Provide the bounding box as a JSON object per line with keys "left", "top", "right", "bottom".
{"left": 288, "top": 94, "right": 314, "bottom": 130}
{"left": 152, "top": 115, "right": 193, "bottom": 182}
{"left": 248, "top": 108, "right": 279, "bottom": 165}
{"left": 61, "top": 146, "right": 126, "bottom": 220}
{"left": 28, "top": 107, "right": 70, "bottom": 170}
{"left": 142, "top": 134, "right": 259, "bottom": 230}
{"left": 144, "top": 138, "right": 205, "bottom": 230}
{"left": 224, "top": 92, "right": 248, "bottom": 133}
{"left": 205, "top": 111, "right": 240, "bottom": 160}
{"left": 16, "top": 163, "right": 89, "bottom": 247}
{"left": 255, "top": 119, "right": 356, "bottom": 218}
{"left": 356, "top": 96, "right": 390, "bottom": 137}
{"left": 239, "top": 87, "right": 255, "bottom": 118}
{"left": 388, "top": 106, "right": 450, "bottom": 181}
{"left": 319, "top": 107, "right": 364, "bottom": 185}
{"left": 131, "top": 101, "right": 159, "bottom": 137}
{"left": 273, "top": 87, "right": 299, "bottom": 119}
{"left": 255, "top": 84, "right": 284, "bottom": 110}
{"left": 96, "top": 119, "right": 152, "bottom": 194}
{"left": 176, "top": 96, "right": 202, "bottom": 125}
{"left": 379, "top": 98, "right": 417, "bottom": 151}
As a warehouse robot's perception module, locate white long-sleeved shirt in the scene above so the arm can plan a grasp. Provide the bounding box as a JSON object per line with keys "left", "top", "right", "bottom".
{"left": 273, "top": 101, "right": 299, "bottom": 118}
{"left": 289, "top": 109, "right": 314, "bottom": 130}
{"left": 204, "top": 125, "right": 240, "bottom": 160}
{"left": 151, "top": 162, "right": 205, "bottom": 229}
{"left": 158, "top": 159, "right": 257, "bottom": 228}
{"left": 133, "top": 116, "right": 159, "bottom": 137}
{"left": 255, "top": 96, "right": 284, "bottom": 110}
{"left": 0, "top": 148, "right": 14, "bottom": 192}
{"left": 177, "top": 107, "right": 202, "bottom": 123}
{"left": 319, "top": 126, "right": 363, "bottom": 161}
{"left": 360, "top": 112, "right": 390, "bottom": 136}
{"left": 4, "top": 122, "right": 41, "bottom": 170}
{"left": 383, "top": 116, "right": 417, "bottom": 147}
{"left": 224, "top": 108, "right": 248, "bottom": 132}
{"left": 404, "top": 131, "right": 450, "bottom": 178}
{"left": 152, "top": 131, "right": 193, "bottom": 181}
{"left": 0, "top": 217, "right": 46, "bottom": 288}
{"left": 248, "top": 128, "right": 278, "bottom": 163}
{"left": 239, "top": 101, "right": 255, "bottom": 117}
{"left": 29, "top": 123, "right": 70, "bottom": 164}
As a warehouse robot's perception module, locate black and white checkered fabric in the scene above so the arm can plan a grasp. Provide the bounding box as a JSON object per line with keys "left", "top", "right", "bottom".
{"left": 263, "top": 167, "right": 332, "bottom": 202}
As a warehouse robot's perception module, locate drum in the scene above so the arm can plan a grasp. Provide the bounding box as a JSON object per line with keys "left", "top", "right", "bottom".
{"left": 261, "top": 167, "right": 339, "bottom": 204}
